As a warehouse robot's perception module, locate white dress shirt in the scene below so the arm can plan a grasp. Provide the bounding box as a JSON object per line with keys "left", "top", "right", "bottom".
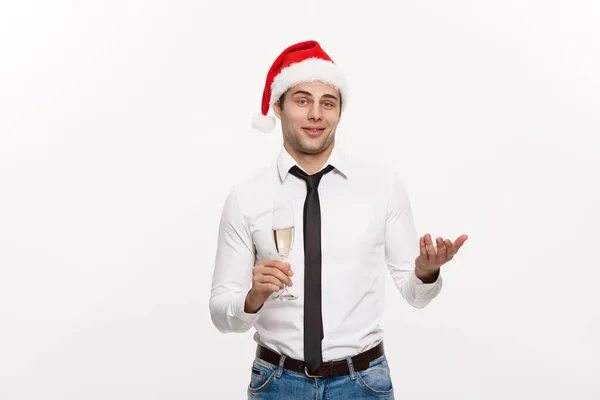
{"left": 209, "top": 144, "right": 442, "bottom": 362}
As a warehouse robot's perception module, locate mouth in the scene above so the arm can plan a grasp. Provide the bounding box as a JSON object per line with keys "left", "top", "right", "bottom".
{"left": 302, "top": 127, "right": 325, "bottom": 137}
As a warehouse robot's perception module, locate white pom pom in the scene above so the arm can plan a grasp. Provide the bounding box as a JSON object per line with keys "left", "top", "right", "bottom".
{"left": 252, "top": 113, "right": 276, "bottom": 133}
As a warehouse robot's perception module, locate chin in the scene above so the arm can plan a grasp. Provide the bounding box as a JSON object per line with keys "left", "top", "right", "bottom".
{"left": 301, "top": 148, "right": 324, "bottom": 155}
{"left": 286, "top": 129, "right": 334, "bottom": 154}
{"left": 301, "top": 142, "right": 331, "bottom": 155}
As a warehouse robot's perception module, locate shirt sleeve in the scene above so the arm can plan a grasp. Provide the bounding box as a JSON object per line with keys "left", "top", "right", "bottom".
{"left": 384, "top": 171, "right": 443, "bottom": 308}
{"left": 209, "top": 187, "right": 262, "bottom": 332}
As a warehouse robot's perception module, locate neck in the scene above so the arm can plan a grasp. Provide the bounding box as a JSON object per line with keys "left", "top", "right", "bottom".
{"left": 284, "top": 142, "right": 334, "bottom": 175}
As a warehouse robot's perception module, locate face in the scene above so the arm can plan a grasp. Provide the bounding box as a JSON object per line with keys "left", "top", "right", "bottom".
{"left": 273, "top": 82, "right": 342, "bottom": 157}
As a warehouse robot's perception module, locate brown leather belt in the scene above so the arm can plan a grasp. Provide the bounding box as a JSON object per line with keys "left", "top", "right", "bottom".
{"left": 255, "top": 341, "right": 384, "bottom": 378}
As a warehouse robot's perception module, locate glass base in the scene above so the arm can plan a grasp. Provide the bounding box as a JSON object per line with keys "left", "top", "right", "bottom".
{"left": 276, "top": 291, "right": 298, "bottom": 301}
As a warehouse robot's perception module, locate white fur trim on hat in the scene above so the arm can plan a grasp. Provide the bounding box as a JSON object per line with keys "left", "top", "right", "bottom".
{"left": 252, "top": 113, "right": 276, "bottom": 133}
{"left": 269, "top": 58, "right": 348, "bottom": 109}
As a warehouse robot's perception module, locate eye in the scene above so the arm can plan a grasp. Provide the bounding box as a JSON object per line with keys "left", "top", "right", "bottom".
{"left": 323, "top": 102, "right": 334, "bottom": 108}
{"left": 297, "top": 99, "right": 308, "bottom": 105}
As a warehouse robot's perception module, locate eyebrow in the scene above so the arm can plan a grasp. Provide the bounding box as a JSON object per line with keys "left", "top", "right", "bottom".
{"left": 290, "top": 90, "right": 339, "bottom": 102}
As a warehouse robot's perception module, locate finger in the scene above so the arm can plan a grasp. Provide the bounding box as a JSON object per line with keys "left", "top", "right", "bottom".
{"left": 419, "top": 236, "right": 427, "bottom": 258}
{"left": 436, "top": 237, "right": 446, "bottom": 263}
{"left": 257, "top": 259, "right": 286, "bottom": 268}
{"left": 258, "top": 259, "right": 293, "bottom": 275}
{"left": 444, "top": 239, "right": 455, "bottom": 258}
{"left": 257, "top": 282, "right": 283, "bottom": 294}
{"left": 261, "top": 266, "right": 293, "bottom": 286}
{"left": 425, "top": 234, "right": 436, "bottom": 260}
{"left": 453, "top": 234, "right": 469, "bottom": 252}
{"left": 257, "top": 275, "right": 286, "bottom": 290}
{"left": 253, "top": 276, "right": 282, "bottom": 295}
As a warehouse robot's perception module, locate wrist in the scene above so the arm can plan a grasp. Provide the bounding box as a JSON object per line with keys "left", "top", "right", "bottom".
{"left": 244, "top": 290, "right": 264, "bottom": 314}
{"left": 415, "top": 266, "right": 439, "bottom": 283}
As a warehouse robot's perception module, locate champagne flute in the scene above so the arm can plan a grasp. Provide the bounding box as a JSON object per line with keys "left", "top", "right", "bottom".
{"left": 272, "top": 200, "right": 298, "bottom": 301}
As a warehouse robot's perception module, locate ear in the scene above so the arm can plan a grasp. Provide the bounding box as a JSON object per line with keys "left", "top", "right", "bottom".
{"left": 273, "top": 100, "right": 282, "bottom": 119}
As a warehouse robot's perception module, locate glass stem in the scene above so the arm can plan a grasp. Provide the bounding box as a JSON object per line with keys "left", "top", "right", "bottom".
{"left": 281, "top": 255, "right": 290, "bottom": 293}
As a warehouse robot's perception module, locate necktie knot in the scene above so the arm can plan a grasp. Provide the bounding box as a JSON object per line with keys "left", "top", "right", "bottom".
{"left": 289, "top": 165, "right": 335, "bottom": 190}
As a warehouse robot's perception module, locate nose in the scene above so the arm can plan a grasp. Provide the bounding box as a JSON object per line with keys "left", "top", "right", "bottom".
{"left": 307, "top": 103, "right": 322, "bottom": 121}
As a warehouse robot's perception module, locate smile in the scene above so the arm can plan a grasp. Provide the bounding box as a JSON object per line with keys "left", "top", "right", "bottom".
{"left": 302, "top": 128, "right": 325, "bottom": 137}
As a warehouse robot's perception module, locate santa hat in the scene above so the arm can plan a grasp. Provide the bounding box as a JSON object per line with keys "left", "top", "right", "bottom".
{"left": 252, "top": 40, "right": 348, "bottom": 133}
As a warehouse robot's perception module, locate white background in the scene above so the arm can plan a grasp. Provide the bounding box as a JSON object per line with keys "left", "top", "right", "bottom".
{"left": 1, "top": 1, "right": 599, "bottom": 399}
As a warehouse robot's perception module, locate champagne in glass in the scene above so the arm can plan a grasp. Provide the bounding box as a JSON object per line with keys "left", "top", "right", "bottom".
{"left": 272, "top": 200, "right": 297, "bottom": 301}
{"left": 273, "top": 226, "right": 294, "bottom": 260}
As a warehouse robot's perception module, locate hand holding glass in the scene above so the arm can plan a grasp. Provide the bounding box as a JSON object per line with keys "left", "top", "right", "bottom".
{"left": 272, "top": 200, "right": 297, "bottom": 301}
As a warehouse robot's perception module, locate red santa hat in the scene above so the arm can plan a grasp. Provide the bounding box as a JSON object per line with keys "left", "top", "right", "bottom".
{"left": 252, "top": 40, "right": 348, "bottom": 133}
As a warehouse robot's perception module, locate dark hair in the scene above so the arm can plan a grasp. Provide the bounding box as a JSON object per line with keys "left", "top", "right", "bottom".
{"left": 278, "top": 90, "right": 343, "bottom": 115}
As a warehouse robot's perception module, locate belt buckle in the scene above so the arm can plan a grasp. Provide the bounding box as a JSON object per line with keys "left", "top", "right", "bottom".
{"left": 304, "top": 366, "right": 323, "bottom": 378}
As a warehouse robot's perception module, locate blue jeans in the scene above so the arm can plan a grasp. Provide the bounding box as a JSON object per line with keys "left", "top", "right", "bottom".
{"left": 247, "top": 353, "right": 395, "bottom": 399}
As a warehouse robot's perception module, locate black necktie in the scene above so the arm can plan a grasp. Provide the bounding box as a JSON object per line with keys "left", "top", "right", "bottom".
{"left": 288, "top": 164, "right": 335, "bottom": 375}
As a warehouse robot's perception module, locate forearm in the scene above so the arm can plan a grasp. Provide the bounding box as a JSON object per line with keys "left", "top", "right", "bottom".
{"left": 391, "top": 267, "right": 443, "bottom": 309}
{"left": 385, "top": 172, "right": 443, "bottom": 308}
{"left": 210, "top": 188, "right": 261, "bottom": 333}
{"left": 209, "top": 288, "right": 258, "bottom": 333}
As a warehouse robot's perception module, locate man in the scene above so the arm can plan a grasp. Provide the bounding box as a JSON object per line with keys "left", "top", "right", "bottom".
{"left": 210, "top": 40, "right": 468, "bottom": 399}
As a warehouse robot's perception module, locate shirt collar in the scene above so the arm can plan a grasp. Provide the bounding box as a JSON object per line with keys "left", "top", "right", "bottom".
{"left": 276, "top": 144, "right": 349, "bottom": 182}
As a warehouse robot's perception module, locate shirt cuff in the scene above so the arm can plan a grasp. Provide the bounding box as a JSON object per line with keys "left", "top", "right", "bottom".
{"left": 409, "top": 268, "right": 443, "bottom": 294}
{"left": 231, "top": 290, "right": 262, "bottom": 325}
